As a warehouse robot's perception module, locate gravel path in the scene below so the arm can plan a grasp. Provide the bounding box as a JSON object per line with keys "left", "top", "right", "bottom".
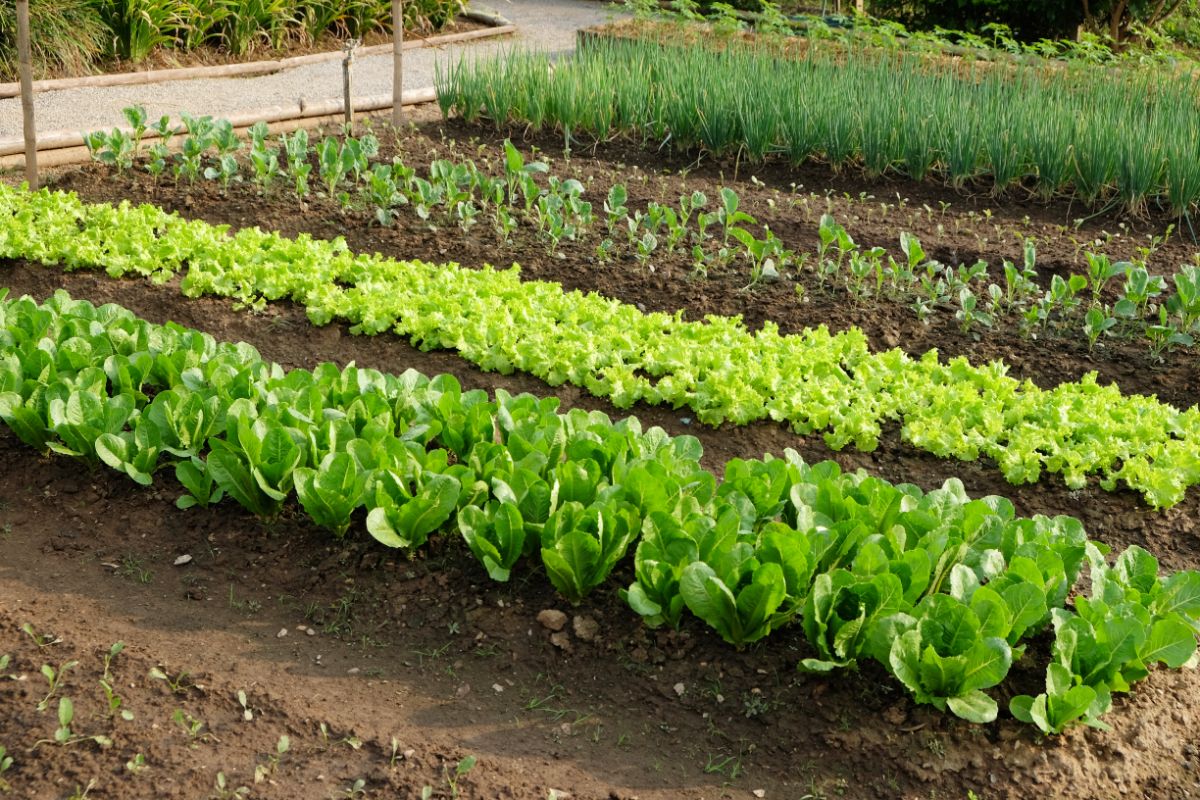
{"left": 0, "top": 0, "right": 619, "bottom": 139}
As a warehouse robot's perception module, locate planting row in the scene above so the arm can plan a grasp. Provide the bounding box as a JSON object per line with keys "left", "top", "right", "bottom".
{"left": 82, "top": 110, "right": 1200, "bottom": 361}
{"left": 2, "top": 290, "right": 1198, "bottom": 732}
{"left": 437, "top": 36, "right": 1200, "bottom": 214}
{"left": 0, "top": 184, "right": 1197, "bottom": 507}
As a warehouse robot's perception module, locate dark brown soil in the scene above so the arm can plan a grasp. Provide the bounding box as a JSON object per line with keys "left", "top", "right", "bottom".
{"left": 49, "top": 110, "right": 1200, "bottom": 410}
{"left": 2, "top": 109, "right": 1200, "bottom": 800}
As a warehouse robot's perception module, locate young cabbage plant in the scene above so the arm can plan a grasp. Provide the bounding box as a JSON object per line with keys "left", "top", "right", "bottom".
{"left": 1083, "top": 307, "right": 1117, "bottom": 351}
{"left": 604, "top": 184, "right": 628, "bottom": 234}
{"left": 716, "top": 187, "right": 756, "bottom": 245}
{"left": 121, "top": 105, "right": 149, "bottom": 157}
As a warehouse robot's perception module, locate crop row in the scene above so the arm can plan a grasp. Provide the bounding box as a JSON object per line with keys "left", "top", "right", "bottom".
{"left": 3, "top": 289, "right": 1199, "bottom": 732}
{"left": 82, "top": 111, "right": 1200, "bottom": 361}
{"left": 0, "top": 183, "right": 1197, "bottom": 507}
{"left": 436, "top": 36, "right": 1200, "bottom": 215}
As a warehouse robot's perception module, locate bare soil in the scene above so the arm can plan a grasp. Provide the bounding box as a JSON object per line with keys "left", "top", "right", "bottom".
{"left": 1, "top": 110, "right": 1199, "bottom": 800}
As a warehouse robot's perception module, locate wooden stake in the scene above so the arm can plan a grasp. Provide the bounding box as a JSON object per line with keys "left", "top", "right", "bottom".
{"left": 16, "top": 0, "right": 37, "bottom": 188}
{"left": 392, "top": 0, "right": 404, "bottom": 128}
{"left": 342, "top": 39, "right": 359, "bottom": 127}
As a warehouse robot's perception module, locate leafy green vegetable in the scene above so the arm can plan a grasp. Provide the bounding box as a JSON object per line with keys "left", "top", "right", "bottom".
{"left": 888, "top": 594, "right": 1012, "bottom": 723}
{"left": 458, "top": 502, "right": 526, "bottom": 582}
{"left": 294, "top": 452, "right": 368, "bottom": 538}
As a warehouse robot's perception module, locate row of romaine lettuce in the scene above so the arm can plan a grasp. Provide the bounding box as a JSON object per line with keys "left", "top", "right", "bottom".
{"left": 0, "top": 183, "right": 1197, "bottom": 509}
{"left": 2, "top": 289, "right": 1198, "bottom": 734}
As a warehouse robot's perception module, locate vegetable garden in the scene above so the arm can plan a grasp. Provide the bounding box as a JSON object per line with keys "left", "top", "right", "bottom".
{"left": 2, "top": 10, "right": 1200, "bottom": 800}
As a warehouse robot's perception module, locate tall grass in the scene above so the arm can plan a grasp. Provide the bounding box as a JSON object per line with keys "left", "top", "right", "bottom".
{"left": 0, "top": 0, "right": 107, "bottom": 78}
{"left": 437, "top": 37, "right": 1200, "bottom": 215}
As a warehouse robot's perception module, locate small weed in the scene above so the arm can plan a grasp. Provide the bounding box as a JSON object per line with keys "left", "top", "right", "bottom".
{"left": 742, "top": 690, "right": 772, "bottom": 719}
{"left": 125, "top": 753, "right": 148, "bottom": 774}
{"left": 411, "top": 642, "right": 451, "bottom": 666}
{"left": 703, "top": 753, "right": 743, "bottom": 779}
{"left": 472, "top": 642, "right": 502, "bottom": 658}
{"left": 322, "top": 590, "right": 360, "bottom": 635}
{"left": 118, "top": 554, "right": 153, "bottom": 584}
{"left": 227, "top": 585, "right": 262, "bottom": 614}
{"left": 924, "top": 734, "right": 946, "bottom": 758}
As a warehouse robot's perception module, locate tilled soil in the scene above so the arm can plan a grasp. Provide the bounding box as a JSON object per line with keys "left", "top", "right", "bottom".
{"left": 51, "top": 110, "right": 1200, "bottom": 409}
{"left": 1, "top": 111, "right": 1199, "bottom": 799}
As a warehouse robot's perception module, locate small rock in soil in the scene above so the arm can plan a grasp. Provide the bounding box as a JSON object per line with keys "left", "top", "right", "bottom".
{"left": 537, "top": 609, "right": 568, "bottom": 631}
{"left": 456, "top": 683, "right": 471, "bottom": 698}
{"left": 572, "top": 614, "right": 600, "bottom": 642}
{"left": 173, "top": 554, "right": 192, "bottom": 566}
{"left": 277, "top": 628, "right": 288, "bottom": 638}
{"left": 549, "top": 632, "right": 573, "bottom": 652}
{"left": 753, "top": 791, "right": 766, "bottom": 798}
{"left": 673, "top": 682, "right": 685, "bottom": 697}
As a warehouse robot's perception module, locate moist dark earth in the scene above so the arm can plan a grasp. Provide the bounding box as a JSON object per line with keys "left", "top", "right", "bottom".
{"left": 1, "top": 108, "right": 1199, "bottom": 800}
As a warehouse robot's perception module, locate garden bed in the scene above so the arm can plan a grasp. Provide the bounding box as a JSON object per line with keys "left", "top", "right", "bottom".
{"left": 1, "top": 110, "right": 1198, "bottom": 799}
{"left": 0, "top": 262, "right": 1198, "bottom": 800}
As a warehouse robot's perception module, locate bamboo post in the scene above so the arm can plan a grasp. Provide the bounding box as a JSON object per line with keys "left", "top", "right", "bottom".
{"left": 16, "top": 0, "right": 37, "bottom": 188}
{"left": 392, "top": 0, "right": 404, "bottom": 128}
{"left": 342, "top": 39, "right": 359, "bottom": 127}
